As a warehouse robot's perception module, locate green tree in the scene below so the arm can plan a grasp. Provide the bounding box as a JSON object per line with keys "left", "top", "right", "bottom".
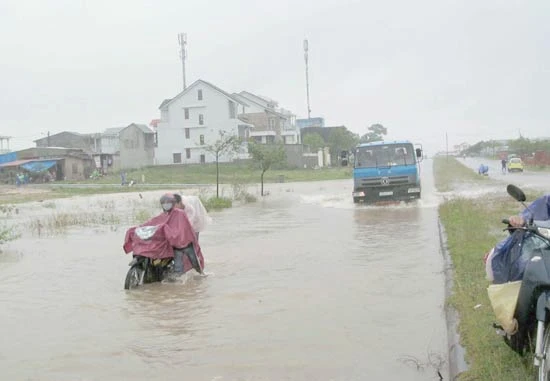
{"left": 204, "top": 130, "right": 242, "bottom": 198}
{"left": 327, "top": 128, "right": 360, "bottom": 162}
{"left": 360, "top": 123, "right": 387, "bottom": 143}
{"left": 248, "top": 142, "right": 287, "bottom": 196}
{"left": 303, "top": 133, "right": 325, "bottom": 153}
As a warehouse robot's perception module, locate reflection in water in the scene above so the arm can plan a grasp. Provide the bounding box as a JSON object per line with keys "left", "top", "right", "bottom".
{"left": 0, "top": 165, "right": 448, "bottom": 380}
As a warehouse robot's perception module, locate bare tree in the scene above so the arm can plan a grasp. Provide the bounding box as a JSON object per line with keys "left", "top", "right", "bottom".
{"left": 204, "top": 130, "right": 242, "bottom": 198}
{"left": 248, "top": 142, "right": 286, "bottom": 196}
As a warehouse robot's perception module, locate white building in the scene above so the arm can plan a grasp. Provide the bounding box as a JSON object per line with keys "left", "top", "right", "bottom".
{"left": 232, "top": 91, "right": 300, "bottom": 145}
{"left": 155, "top": 80, "right": 252, "bottom": 164}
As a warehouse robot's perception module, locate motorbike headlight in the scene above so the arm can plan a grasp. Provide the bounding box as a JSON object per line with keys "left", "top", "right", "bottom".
{"left": 136, "top": 225, "right": 158, "bottom": 240}
{"left": 538, "top": 227, "right": 550, "bottom": 239}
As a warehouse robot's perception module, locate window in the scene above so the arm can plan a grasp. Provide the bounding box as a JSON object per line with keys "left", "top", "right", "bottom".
{"left": 228, "top": 100, "right": 236, "bottom": 119}
{"left": 198, "top": 89, "right": 203, "bottom": 100}
{"left": 185, "top": 128, "right": 190, "bottom": 139}
{"left": 200, "top": 135, "right": 205, "bottom": 145}
{"left": 200, "top": 154, "right": 205, "bottom": 164}
{"left": 173, "top": 153, "right": 181, "bottom": 163}
{"left": 186, "top": 148, "right": 191, "bottom": 159}
{"left": 269, "top": 118, "right": 276, "bottom": 129}
{"left": 184, "top": 108, "right": 189, "bottom": 119}
{"left": 199, "top": 114, "right": 204, "bottom": 125}
{"left": 72, "top": 163, "right": 78, "bottom": 174}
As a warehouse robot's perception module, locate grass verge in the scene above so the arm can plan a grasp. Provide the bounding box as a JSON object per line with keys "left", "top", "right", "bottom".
{"left": 433, "top": 156, "right": 487, "bottom": 192}
{"left": 68, "top": 163, "right": 352, "bottom": 185}
{"left": 435, "top": 156, "right": 542, "bottom": 380}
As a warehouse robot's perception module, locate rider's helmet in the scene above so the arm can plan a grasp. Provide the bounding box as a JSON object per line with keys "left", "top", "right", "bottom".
{"left": 160, "top": 193, "right": 176, "bottom": 212}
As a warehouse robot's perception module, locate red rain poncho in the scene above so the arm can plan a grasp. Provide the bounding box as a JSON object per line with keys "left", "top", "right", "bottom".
{"left": 123, "top": 208, "right": 204, "bottom": 273}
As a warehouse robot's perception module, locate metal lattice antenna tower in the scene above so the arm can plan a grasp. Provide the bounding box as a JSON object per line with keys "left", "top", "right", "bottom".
{"left": 304, "top": 39, "right": 311, "bottom": 119}
{"left": 178, "top": 33, "right": 188, "bottom": 90}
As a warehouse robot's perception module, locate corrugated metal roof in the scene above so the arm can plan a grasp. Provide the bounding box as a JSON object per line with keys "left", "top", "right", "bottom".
{"left": 0, "top": 158, "right": 63, "bottom": 168}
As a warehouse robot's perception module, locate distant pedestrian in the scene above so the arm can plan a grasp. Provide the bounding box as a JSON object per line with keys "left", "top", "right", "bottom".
{"left": 501, "top": 159, "right": 507, "bottom": 174}
{"left": 120, "top": 171, "right": 127, "bottom": 186}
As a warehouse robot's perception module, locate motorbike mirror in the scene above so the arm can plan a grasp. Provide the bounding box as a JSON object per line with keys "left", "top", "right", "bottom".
{"left": 506, "top": 184, "right": 526, "bottom": 202}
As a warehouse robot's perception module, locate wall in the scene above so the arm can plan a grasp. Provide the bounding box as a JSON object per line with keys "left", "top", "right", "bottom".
{"left": 282, "top": 144, "right": 305, "bottom": 168}
{"left": 62, "top": 157, "right": 94, "bottom": 181}
{"left": 119, "top": 126, "right": 154, "bottom": 169}
{"left": 156, "top": 82, "right": 243, "bottom": 165}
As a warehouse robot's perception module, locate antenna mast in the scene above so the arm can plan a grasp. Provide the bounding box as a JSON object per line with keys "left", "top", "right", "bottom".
{"left": 303, "top": 39, "right": 311, "bottom": 119}
{"left": 178, "top": 33, "right": 188, "bottom": 90}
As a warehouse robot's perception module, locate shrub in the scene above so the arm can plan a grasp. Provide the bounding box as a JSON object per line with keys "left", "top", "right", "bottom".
{"left": 200, "top": 196, "right": 232, "bottom": 211}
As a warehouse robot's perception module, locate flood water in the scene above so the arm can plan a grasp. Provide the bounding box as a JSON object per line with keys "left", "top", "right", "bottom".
{"left": 0, "top": 159, "right": 448, "bottom": 381}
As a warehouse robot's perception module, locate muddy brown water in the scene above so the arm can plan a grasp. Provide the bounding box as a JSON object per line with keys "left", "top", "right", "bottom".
{"left": 0, "top": 160, "right": 448, "bottom": 381}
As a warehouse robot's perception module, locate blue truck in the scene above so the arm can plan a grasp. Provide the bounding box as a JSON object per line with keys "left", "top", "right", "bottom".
{"left": 352, "top": 140, "right": 423, "bottom": 203}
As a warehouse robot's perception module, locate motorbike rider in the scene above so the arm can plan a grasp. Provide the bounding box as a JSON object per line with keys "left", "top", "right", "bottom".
{"left": 173, "top": 193, "right": 211, "bottom": 242}
{"left": 159, "top": 194, "right": 204, "bottom": 280}
{"left": 507, "top": 194, "right": 550, "bottom": 227}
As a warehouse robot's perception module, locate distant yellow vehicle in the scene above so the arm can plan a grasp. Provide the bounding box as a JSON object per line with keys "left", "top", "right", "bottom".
{"left": 507, "top": 157, "right": 524, "bottom": 172}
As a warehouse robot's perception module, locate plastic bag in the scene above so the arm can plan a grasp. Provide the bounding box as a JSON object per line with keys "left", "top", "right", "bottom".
{"left": 487, "top": 281, "right": 522, "bottom": 335}
{"left": 490, "top": 229, "right": 531, "bottom": 284}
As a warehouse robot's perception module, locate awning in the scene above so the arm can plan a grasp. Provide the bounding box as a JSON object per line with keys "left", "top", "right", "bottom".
{"left": 20, "top": 160, "right": 58, "bottom": 173}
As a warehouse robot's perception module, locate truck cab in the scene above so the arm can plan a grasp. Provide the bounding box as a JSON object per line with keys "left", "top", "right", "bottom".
{"left": 352, "top": 140, "right": 423, "bottom": 203}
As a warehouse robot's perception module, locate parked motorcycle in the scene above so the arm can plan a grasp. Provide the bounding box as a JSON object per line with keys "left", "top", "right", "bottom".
{"left": 124, "top": 225, "right": 174, "bottom": 290}
{"left": 490, "top": 185, "right": 550, "bottom": 380}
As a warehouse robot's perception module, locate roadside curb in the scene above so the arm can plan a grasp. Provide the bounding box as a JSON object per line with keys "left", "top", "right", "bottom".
{"left": 438, "top": 218, "right": 469, "bottom": 380}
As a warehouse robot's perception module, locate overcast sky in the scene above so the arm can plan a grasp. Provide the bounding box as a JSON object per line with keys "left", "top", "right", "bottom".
{"left": 1, "top": 0, "right": 548, "bottom": 154}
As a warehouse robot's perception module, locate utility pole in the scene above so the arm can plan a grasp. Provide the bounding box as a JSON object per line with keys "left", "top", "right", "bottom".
{"left": 178, "top": 33, "right": 188, "bottom": 90}
{"left": 47, "top": 131, "right": 50, "bottom": 147}
{"left": 303, "top": 39, "right": 311, "bottom": 119}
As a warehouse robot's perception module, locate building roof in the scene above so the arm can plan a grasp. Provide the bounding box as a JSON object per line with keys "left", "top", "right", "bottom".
{"left": 103, "top": 127, "right": 125, "bottom": 135}
{"left": 159, "top": 99, "right": 172, "bottom": 109}
{"left": 33, "top": 131, "right": 85, "bottom": 143}
{"left": 236, "top": 91, "right": 295, "bottom": 119}
{"left": 239, "top": 91, "right": 278, "bottom": 107}
{"left": 158, "top": 79, "right": 248, "bottom": 110}
{"left": 127, "top": 123, "right": 154, "bottom": 134}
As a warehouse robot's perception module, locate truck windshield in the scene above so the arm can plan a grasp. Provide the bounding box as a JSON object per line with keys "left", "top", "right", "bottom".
{"left": 355, "top": 144, "right": 415, "bottom": 168}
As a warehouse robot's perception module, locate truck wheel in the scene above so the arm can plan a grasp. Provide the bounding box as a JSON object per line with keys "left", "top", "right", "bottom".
{"left": 353, "top": 197, "right": 361, "bottom": 204}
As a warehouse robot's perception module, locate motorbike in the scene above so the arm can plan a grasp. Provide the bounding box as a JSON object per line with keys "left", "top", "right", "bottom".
{"left": 124, "top": 225, "right": 174, "bottom": 290}
{"left": 491, "top": 184, "right": 550, "bottom": 380}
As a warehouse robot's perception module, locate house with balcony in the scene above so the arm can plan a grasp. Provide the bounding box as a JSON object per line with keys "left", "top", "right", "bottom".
{"left": 232, "top": 91, "right": 300, "bottom": 145}
{"left": 94, "top": 123, "right": 155, "bottom": 171}
{"left": 155, "top": 79, "right": 252, "bottom": 164}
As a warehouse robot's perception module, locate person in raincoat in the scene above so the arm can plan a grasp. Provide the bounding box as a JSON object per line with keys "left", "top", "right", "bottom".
{"left": 173, "top": 193, "right": 211, "bottom": 242}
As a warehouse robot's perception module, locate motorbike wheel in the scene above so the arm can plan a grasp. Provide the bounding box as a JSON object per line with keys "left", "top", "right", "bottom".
{"left": 124, "top": 264, "right": 144, "bottom": 290}
{"left": 538, "top": 324, "right": 550, "bottom": 381}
